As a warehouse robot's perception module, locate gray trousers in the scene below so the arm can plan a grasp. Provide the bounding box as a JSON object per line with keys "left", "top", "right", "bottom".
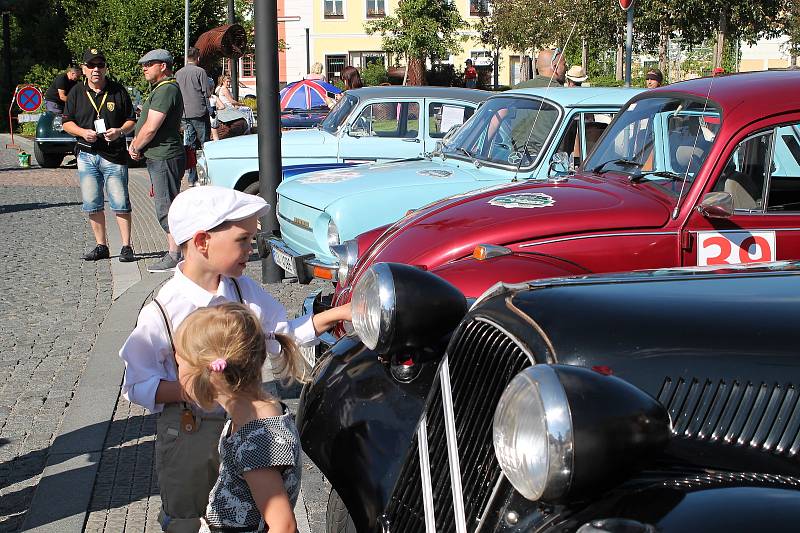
{"left": 147, "top": 155, "right": 186, "bottom": 233}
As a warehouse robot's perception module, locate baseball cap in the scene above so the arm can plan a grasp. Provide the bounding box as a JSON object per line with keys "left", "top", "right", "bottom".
{"left": 83, "top": 48, "right": 106, "bottom": 64}
{"left": 138, "top": 49, "right": 174, "bottom": 65}
{"left": 168, "top": 186, "right": 270, "bottom": 245}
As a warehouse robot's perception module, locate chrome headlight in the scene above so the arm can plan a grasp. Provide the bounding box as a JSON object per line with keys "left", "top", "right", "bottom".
{"left": 494, "top": 365, "right": 670, "bottom": 503}
{"left": 351, "top": 263, "right": 394, "bottom": 351}
{"left": 493, "top": 366, "right": 572, "bottom": 502}
{"left": 327, "top": 219, "right": 340, "bottom": 249}
{"left": 52, "top": 115, "right": 63, "bottom": 131}
{"left": 331, "top": 239, "right": 359, "bottom": 284}
{"left": 351, "top": 263, "right": 467, "bottom": 355}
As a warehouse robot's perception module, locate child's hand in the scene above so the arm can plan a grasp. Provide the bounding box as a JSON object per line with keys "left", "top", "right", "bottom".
{"left": 311, "top": 302, "right": 352, "bottom": 335}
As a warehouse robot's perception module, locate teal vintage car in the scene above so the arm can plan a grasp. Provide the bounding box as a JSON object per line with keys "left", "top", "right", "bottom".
{"left": 196, "top": 86, "right": 490, "bottom": 193}
{"left": 268, "top": 87, "right": 644, "bottom": 283}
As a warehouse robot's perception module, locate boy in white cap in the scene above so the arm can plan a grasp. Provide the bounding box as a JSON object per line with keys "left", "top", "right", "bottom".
{"left": 119, "top": 186, "right": 351, "bottom": 533}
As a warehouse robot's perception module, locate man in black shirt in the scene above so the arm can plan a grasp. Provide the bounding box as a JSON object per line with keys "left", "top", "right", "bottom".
{"left": 44, "top": 66, "right": 80, "bottom": 114}
{"left": 62, "top": 48, "right": 137, "bottom": 262}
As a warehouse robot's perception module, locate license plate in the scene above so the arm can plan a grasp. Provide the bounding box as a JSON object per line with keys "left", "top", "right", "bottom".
{"left": 271, "top": 246, "right": 297, "bottom": 277}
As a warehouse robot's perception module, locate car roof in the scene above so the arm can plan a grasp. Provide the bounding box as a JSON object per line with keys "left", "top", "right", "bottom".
{"left": 347, "top": 86, "right": 491, "bottom": 103}
{"left": 502, "top": 86, "right": 645, "bottom": 107}
{"left": 643, "top": 70, "right": 800, "bottom": 120}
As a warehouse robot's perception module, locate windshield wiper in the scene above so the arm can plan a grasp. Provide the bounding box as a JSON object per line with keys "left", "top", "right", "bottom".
{"left": 592, "top": 158, "right": 642, "bottom": 174}
{"left": 630, "top": 170, "right": 686, "bottom": 183}
{"left": 456, "top": 147, "right": 481, "bottom": 167}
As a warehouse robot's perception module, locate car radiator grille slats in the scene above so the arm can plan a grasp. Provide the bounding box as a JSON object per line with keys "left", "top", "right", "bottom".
{"left": 658, "top": 377, "right": 800, "bottom": 456}
{"left": 385, "top": 319, "right": 531, "bottom": 532}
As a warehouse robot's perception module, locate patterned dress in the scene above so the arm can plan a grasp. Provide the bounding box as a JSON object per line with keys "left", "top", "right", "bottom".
{"left": 205, "top": 406, "right": 301, "bottom": 532}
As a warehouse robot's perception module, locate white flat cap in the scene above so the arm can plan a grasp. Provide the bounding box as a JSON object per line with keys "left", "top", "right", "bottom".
{"left": 168, "top": 186, "right": 270, "bottom": 245}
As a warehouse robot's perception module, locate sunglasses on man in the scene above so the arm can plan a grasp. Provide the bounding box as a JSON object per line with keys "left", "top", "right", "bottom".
{"left": 86, "top": 62, "right": 106, "bottom": 69}
{"left": 141, "top": 60, "right": 164, "bottom": 68}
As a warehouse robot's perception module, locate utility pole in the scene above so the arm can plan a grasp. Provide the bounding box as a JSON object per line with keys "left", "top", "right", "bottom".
{"left": 184, "top": 0, "right": 189, "bottom": 64}
{"left": 254, "top": 0, "right": 282, "bottom": 283}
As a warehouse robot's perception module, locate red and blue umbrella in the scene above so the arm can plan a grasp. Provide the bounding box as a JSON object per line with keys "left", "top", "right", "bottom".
{"left": 280, "top": 79, "right": 342, "bottom": 110}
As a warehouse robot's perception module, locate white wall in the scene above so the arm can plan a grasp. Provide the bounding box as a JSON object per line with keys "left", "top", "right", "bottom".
{"left": 284, "top": 0, "right": 313, "bottom": 83}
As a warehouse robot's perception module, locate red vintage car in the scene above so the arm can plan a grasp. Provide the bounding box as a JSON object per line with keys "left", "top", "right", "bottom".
{"left": 302, "top": 70, "right": 800, "bottom": 353}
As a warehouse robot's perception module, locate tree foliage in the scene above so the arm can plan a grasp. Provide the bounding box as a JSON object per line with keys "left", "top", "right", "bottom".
{"left": 364, "top": 0, "right": 467, "bottom": 69}
{"left": 58, "top": 0, "right": 223, "bottom": 89}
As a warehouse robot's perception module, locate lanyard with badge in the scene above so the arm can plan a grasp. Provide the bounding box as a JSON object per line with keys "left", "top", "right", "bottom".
{"left": 145, "top": 78, "right": 177, "bottom": 104}
{"left": 85, "top": 86, "right": 110, "bottom": 134}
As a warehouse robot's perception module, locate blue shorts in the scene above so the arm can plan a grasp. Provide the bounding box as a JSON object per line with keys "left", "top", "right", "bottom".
{"left": 77, "top": 151, "right": 131, "bottom": 213}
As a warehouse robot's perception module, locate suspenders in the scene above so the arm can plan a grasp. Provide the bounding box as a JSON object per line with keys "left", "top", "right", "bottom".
{"left": 152, "top": 277, "right": 244, "bottom": 431}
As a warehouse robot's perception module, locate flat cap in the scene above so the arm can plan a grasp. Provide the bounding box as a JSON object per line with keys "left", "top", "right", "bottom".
{"left": 168, "top": 186, "right": 270, "bottom": 245}
{"left": 138, "top": 49, "right": 173, "bottom": 65}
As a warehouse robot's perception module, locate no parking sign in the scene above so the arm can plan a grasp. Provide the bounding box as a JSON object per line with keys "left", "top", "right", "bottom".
{"left": 16, "top": 85, "right": 42, "bottom": 112}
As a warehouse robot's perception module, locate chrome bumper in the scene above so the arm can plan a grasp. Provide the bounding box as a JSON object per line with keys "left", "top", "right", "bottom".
{"left": 267, "top": 237, "right": 338, "bottom": 284}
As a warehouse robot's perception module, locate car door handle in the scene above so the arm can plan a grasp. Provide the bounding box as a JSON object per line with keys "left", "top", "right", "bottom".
{"left": 402, "top": 138, "right": 420, "bottom": 143}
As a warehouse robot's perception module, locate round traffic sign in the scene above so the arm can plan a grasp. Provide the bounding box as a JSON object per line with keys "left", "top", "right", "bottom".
{"left": 16, "top": 85, "right": 43, "bottom": 112}
{"left": 619, "top": 0, "right": 634, "bottom": 10}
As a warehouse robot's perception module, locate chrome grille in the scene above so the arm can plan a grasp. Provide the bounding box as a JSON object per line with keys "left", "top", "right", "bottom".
{"left": 385, "top": 318, "right": 532, "bottom": 532}
{"left": 658, "top": 378, "right": 800, "bottom": 455}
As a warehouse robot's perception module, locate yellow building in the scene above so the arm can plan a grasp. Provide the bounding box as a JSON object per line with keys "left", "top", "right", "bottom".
{"left": 310, "top": 0, "right": 519, "bottom": 87}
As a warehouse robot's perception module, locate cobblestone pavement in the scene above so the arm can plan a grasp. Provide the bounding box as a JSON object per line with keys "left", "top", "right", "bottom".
{"left": 0, "top": 137, "right": 331, "bottom": 531}
{"left": 0, "top": 149, "right": 112, "bottom": 531}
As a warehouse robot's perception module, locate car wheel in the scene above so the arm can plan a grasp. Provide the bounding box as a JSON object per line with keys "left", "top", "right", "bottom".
{"left": 243, "top": 181, "right": 261, "bottom": 195}
{"left": 33, "top": 143, "right": 65, "bottom": 168}
{"left": 326, "top": 489, "right": 357, "bottom": 533}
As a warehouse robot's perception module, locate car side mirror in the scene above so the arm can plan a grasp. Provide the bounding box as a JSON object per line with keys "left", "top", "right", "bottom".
{"left": 549, "top": 151, "right": 571, "bottom": 176}
{"left": 697, "top": 191, "right": 734, "bottom": 218}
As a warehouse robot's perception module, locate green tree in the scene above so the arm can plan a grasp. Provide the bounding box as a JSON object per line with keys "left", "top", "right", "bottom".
{"left": 58, "top": 0, "right": 223, "bottom": 90}
{"left": 365, "top": 0, "right": 467, "bottom": 85}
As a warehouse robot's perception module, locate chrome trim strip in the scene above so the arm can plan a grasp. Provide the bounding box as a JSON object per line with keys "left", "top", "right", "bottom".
{"left": 440, "top": 356, "right": 468, "bottom": 533}
{"left": 475, "top": 316, "right": 538, "bottom": 364}
{"left": 519, "top": 231, "right": 678, "bottom": 248}
{"left": 693, "top": 227, "right": 800, "bottom": 231}
{"left": 33, "top": 138, "right": 75, "bottom": 143}
{"left": 277, "top": 212, "right": 314, "bottom": 232}
{"left": 416, "top": 414, "right": 437, "bottom": 533}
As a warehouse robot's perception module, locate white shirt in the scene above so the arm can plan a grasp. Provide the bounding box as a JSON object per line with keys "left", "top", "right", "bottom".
{"left": 119, "top": 265, "right": 317, "bottom": 413}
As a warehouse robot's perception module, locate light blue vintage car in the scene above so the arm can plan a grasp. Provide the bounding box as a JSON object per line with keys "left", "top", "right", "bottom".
{"left": 269, "top": 87, "right": 643, "bottom": 283}
{"left": 195, "top": 86, "right": 490, "bottom": 194}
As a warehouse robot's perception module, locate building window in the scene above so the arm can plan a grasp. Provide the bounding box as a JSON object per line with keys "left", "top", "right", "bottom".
{"left": 326, "top": 54, "right": 347, "bottom": 83}
{"left": 325, "top": 0, "right": 343, "bottom": 18}
{"left": 349, "top": 51, "right": 387, "bottom": 70}
{"left": 242, "top": 55, "right": 256, "bottom": 78}
{"left": 470, "top": 0, "right": 489, "bottom": 16}
{"left": 367, "top": 0, "right": 385, "bottom": 17}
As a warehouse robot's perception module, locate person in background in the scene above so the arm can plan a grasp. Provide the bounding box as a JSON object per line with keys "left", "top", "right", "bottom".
{"left": 304, "top": 62, "right": 325, "bottom": 81}
{"left": 129, "top": 49, "right": 185, "bottom": 273}
{"left": 513, "top": 48, "right": 566, "bottom": 88}
{"left": 326, "top": 65, "right": 362, "bottom": 108}
{"left": 175, "top": 47, "right": 210, "bottom": 187}
{"left": 464, "top": 58, "right": 478, "bottom": 89}
{"left": 645, "top": 68, "right": 664, "bottom": 88}
{"left": 565, "top": 65, "right": 588, "bottom": 87}
{"left": 61, "top": 49, "right": 136, "bottom": 263}
{"left": 44, "top": 66, "right": 80, "bottom": 114}
{"left": 215, "top": 75, "right": 243, "bottom": 108}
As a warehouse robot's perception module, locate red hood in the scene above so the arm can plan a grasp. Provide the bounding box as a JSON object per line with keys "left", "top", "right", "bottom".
{"left": 359, "top": 173, "right": 673, "bottom": 270}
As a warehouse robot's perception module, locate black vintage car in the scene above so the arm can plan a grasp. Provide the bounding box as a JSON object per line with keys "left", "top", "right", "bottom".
{"left": 297, "top": 261, "right": 800, "bottom": 532}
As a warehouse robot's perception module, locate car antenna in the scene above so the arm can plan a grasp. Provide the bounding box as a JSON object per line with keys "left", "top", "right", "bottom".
{"left": 512, "top": 22, "right": 577, "bottom": 183}
{"left": 671, "top": 76, "right": 717, "bottom": 220}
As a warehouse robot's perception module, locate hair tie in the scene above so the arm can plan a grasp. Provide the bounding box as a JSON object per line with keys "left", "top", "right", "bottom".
{"left": 209, "top": 358, "right": 227, "bottom": 372}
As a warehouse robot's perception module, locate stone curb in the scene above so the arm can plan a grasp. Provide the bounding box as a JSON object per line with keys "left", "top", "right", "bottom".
{"left": 19, "top": 274, "right": 166, "bottom": 532}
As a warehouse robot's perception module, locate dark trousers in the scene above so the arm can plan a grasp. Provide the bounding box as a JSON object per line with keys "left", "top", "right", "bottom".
{"left": 182, "top": 116, "right": 210, "bottom": 185}
{"left": 147, "top": 155, "right": 186, "bottom": 233}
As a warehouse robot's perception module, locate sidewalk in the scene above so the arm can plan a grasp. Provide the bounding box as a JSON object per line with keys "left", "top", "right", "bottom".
{"left": 6, "top": 135, "right": 319, "bottom": 532}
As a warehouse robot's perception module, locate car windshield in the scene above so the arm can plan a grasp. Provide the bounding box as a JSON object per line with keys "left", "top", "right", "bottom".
{"left": 584, "top": 96, "right": 722, "bottom": 194}
{"left": 320, "top": 94, "right": 357, "bottom": 134}
{"left": 442, "top": 96, "right": 560, "bottom": 169}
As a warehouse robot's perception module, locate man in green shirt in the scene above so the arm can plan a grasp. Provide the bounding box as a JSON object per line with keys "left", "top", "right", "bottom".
{"left": 129, "top": 48, "right": 186, "bottom": 272}
{"left": 514, "top": 49, "right": 566, "bottom": 89}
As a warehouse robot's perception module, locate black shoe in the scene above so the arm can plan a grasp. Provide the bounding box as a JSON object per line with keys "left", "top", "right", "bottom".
{"left": 119, "top": 245, "right": 135, "bottom": 263}
{"left": 82, "top": 244, "right": 110, "bottom": 261}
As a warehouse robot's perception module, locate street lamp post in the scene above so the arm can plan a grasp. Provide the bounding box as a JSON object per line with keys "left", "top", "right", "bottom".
{"left": 254, "top": 0, "right": 282, "bottom": 283}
